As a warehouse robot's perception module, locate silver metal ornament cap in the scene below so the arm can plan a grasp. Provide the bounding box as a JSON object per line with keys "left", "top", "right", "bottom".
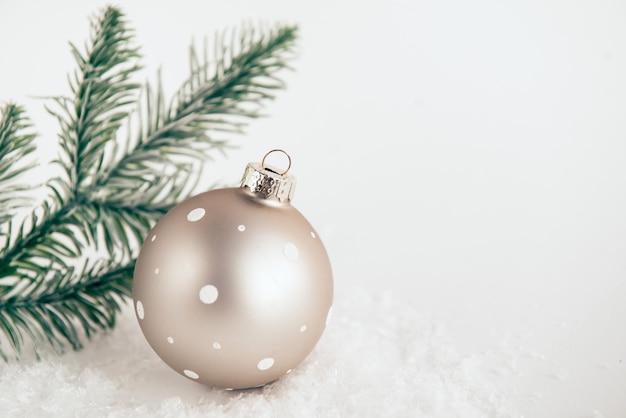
{"left": 240, "top": 149, "right": 296, "bottom": 202}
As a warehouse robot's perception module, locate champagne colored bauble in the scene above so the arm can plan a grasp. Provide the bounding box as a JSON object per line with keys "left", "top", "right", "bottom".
{"left": 132, "top": 150, "right": 333, "bottom": 389}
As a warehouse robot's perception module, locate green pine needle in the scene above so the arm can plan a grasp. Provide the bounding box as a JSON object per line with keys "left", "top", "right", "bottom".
{"left": 0, "top": 5, "right": 297, "bottom": 360}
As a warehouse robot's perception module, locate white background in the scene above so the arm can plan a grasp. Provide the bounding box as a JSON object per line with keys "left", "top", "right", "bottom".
{"left": 1, "top": 0, "right": 625, "bottom": 416}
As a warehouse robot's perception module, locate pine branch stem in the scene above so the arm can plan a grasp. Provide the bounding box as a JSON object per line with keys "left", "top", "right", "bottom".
{"left": 0, "top": 203, "right": 75, "bottom": 278}
{"left": 0, "top": 196, "right": 168, "bottom": 280}
{"left": 3, "top": 264, "right": 134, "bottom": 309}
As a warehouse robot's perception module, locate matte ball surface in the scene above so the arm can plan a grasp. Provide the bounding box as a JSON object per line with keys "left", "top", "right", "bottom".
{"left": 132, "top": 187, "right": 333, "bottom": 389}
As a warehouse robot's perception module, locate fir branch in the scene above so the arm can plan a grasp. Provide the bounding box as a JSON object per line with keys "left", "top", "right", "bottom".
{"left": 0, "top": 104, "right": 37, "bottom": 226}
{"left": 0, "top": 5, "right": 298, "bottom": 360}
{"left": 0, "top": 261, "right": 134, "bottom": 360}
{"left": 47, "top": 6, "right": 142, "bottom": 195}
{"left": 3, "top": 6, "right": 142, "bottom": 279}
{"left": 93, "top": 24, "right": 298, "bottom": 207}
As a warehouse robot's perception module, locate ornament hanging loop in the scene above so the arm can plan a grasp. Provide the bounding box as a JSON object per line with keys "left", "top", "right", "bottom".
{"left": 261, "top": 149, "right": 291, "bottom": 176}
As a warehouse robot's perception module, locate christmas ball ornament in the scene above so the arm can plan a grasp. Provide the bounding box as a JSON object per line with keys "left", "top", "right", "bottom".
{"left": 132, "top": 149, "right": 333, "bottom": 389}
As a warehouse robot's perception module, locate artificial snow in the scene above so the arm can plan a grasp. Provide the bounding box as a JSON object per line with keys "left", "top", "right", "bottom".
{"left": 0, "top": 288, "right": 518, "bottom": 417}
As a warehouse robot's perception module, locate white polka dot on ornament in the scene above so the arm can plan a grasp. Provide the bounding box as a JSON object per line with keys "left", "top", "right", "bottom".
{"left": 283, "top": 242, "right": 299, "bottom": 260}
{"left": 135, "top": 301, "right": 144, "bottom": 320}
{"left": 186, "top": 208, "right": 205, "bottom": 222}
{"left": 198, "top": 285, "right": 218, "bottom": 304}
{"left": 257, "top": 358, "right": 275, "bottom": 371}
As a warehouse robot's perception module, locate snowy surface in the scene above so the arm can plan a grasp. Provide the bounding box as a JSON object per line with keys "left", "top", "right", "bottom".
{"left": 0, "top": 289, "right": 517, "bottom": 417}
